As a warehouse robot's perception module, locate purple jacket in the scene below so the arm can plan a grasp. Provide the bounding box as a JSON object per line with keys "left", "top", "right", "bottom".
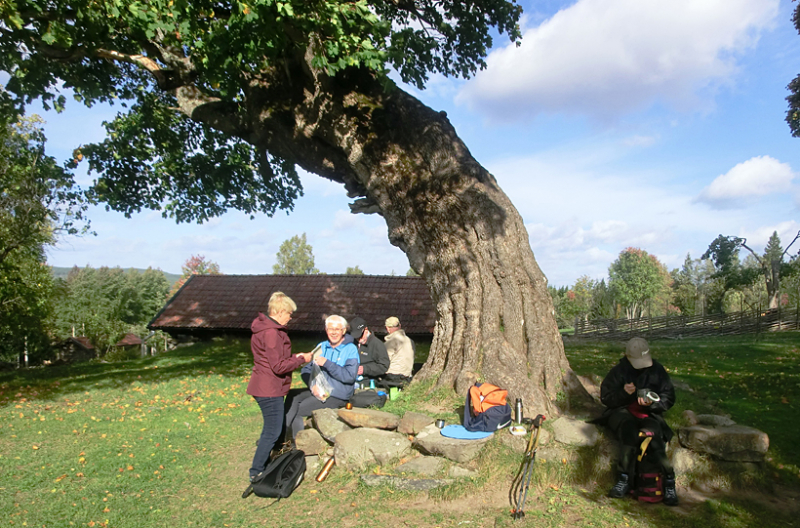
{"left": 246, "top": 313, "right": 304, "bottom": 397}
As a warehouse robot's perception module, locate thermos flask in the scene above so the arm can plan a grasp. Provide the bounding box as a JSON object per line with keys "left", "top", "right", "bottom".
{"left": 316, "top": 456, "right": 335, "bottom": 482}
{"left": 515, "top": 398, "right": 523, "bottom": 424}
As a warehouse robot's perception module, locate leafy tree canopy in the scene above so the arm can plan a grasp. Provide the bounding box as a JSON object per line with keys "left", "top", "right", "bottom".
{"left": 53, "top": 266, "right": 170, "bottom": 352}
{"left": 273, "top": 233, "right": 318, "bottom": 274}
{"left": 345, "top": 265, "right": 364, "bottom": 275}
{"left": 0, "top": 116, "right": 89, "bottom": 266}
{"left": 608, "top": 247, "right": 670, "bottom": 319}
{"left": 169, "top": 254, "right": 221, "bottom": 296}
{"left": 0, "top": 0, "right": 522, "bottom": 223}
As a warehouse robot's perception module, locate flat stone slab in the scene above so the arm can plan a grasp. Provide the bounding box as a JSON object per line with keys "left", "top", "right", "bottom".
{"left": 696, "top": 414, "right": 736, "bottom": 427}
{"left": 360, "top": 474, "right": 453, "bottom": 491}
{"left": 678, "top": 424, "right": 768, "bottom": 462}
{"left": 413, "top": 424, "right": 491, "bottom": 463}
{"left": 338, "top": 408, "right": 400, "bottom": 430}
{"left": 398, "top": 412, "right": 436, "bottom": 435}
{"left": 395, "top": 455, "right": 444, "bottom": 476}
{"left": 550, "top": 416, "right": 599, "bottom": 446}
{"left": 334, "top": 427, "right": 412, "bottom": 471}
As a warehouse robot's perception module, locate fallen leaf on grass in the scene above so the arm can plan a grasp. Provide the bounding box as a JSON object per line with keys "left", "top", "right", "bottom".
{"left": 55, "top": 474, "right": 67, "bottom": 483}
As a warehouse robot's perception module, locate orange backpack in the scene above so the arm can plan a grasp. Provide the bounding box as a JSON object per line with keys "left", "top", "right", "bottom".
{"left": 469, "top": 383, "right": 508, "bottom": 414}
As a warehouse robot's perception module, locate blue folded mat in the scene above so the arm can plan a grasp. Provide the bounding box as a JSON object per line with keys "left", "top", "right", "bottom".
{"left": 440, "top": 424, "right": 493, "bottom": 440}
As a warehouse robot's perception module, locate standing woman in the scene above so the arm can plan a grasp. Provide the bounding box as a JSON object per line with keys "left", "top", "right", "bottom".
{"left": 246, "top": 292, "right": 312, "bottom": 483}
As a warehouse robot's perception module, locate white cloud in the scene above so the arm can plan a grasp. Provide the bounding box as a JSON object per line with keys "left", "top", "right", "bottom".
{"left": 696, "top": 155, "right": 795, "bottom": 208}
{"left": 458, "top": 0, "right": 778, "bottom": 120}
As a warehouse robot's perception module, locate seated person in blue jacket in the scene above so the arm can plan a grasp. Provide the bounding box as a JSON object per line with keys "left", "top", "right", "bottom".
{"left": 284, "top": 314, "right": 359, "bottom": 441}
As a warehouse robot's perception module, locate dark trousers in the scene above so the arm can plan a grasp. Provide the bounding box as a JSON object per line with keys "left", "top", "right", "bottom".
{"left": 606, "top": 408, "right": 673, "bottom": 477}
{"left": 285, "top": 390, "right": 346, "bottom": 440}
{"left": 250, "top": 395, "right": 284, "bottom": 479}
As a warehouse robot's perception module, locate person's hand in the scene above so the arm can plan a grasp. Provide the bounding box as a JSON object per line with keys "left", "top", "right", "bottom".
{"left": 314, "top": 356, "right": 327, "bottom": 367}
{"left": 297, "top": 352, "right": 312, "bottom": 363}
{"left": 638, "top": 396, "right": 653, "bottom": 406}
{"left": 624, "top": 382, "right": 636, "bottom": 395}
{"left": 358, "top": 365, "right": 364, "bottom": 375}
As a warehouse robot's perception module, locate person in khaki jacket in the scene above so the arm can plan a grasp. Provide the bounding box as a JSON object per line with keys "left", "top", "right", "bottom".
{"left": 382, "top": 316, "right": 414, "bottom": 385}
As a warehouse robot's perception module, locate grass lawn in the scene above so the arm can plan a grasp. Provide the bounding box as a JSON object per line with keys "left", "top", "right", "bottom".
{"left": 1, "top": 334, "right": 799, "bottom": 527}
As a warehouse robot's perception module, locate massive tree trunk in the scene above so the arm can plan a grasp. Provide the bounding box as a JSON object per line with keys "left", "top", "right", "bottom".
{"left": 176, "top": 55, "right": 569, "bottom": 415}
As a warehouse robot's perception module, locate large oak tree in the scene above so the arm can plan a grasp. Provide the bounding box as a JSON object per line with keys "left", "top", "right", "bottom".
{"left": 1, "top": 0, "right": 568, "bottom": 412}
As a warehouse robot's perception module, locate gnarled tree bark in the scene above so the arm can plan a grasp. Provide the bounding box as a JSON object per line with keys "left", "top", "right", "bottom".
{"left": 157, "top": 47, "right": 569, "bottom": 414}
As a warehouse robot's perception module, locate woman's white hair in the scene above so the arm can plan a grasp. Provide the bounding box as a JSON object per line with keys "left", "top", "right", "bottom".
{"left": 325, "top": 314, "right": 347, "bottom": 329}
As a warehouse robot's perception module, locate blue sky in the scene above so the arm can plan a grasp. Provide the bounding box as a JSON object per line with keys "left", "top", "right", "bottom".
{"left": 37, "top": 0, "right": 800, "bottom": 287}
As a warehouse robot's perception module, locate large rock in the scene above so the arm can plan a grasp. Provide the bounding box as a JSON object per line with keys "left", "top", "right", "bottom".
{"left": 413, "top": 424, "right": 492, "bottom": 463}
{"left": 398, "top": 412, "right": 436, "bottom": 435}
{"left": 395, "top": 456, "right": 444, "bottom": 476}
{"left": 295, "top": 427, "right": 329, "bottom": 455}
{"left": 313, "top": 408, "right": 352, "bottom": 442}
{"left": 678, "top": 424, "right": 769, "bottom": 462}
{"left": 550, "top": 416, "right": 599, "bottom": 446}
{"left": 696, "top": 414, "right": 736, "bottom": 427}
{"left": 338, "top": 408, "right": 400, "bottom": 430}
{"left": 333, "top": 428, "right": 412, "bottom": 471}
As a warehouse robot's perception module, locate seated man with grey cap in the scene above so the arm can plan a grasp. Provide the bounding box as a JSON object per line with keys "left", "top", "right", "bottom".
{"left": 349, "top": 317, "right": 390, "bottom": 384}
{"left": 381, "top": 316, "right": 414, "bottom": 386}
{"left": 598, "top": 337, "right": 678, "bottom": 505}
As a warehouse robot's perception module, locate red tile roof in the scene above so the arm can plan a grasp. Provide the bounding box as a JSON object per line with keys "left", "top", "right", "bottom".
{"left": 149, "top": 274, "right": 436, "bottom": 335}
{"left": 115, "top": 333, "right": 143, "bottom": 346}
{"left": 67, "top": 336, "right": 95, "bottom": 350}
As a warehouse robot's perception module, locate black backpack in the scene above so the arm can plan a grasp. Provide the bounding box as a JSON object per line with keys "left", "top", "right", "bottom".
{"left": 251, "top": 449, "right": 306, "bottom": 499}
{"left": 349, "top": 389, "right": 387, "bottom": 409}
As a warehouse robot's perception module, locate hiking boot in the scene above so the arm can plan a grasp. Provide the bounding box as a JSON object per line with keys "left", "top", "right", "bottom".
{"left": 608, "top": 473, "right": 630, "bottom": 498}
{"left": 663, "top": 477, "right": 678, "bottom": 506}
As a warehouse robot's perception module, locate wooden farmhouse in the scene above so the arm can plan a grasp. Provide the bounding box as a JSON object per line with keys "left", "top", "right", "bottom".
{"left": 148, "top": 274, "right": 436, "bottom": 340}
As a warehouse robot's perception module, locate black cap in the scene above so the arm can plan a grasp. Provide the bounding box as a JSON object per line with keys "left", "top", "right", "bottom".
{"left": 349, "top": 317, "right": 367, "bottom": 340}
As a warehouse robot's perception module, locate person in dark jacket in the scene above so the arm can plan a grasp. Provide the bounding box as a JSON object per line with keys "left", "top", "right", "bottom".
{"left": 246, "top": 292, "right": 312, "bottom": 482}
{"left": 349, "top": 317, "right": 389, "bottom": 383}
{"left": 599, "top": 337, "right": 678, "bottom": 505}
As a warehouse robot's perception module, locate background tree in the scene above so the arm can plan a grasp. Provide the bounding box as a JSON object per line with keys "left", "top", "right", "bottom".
{"left": 608, "top": 248, "right": 670, "bottom": 320}
{"left": 168, "top": 254, "right": 222, "bottom": 297}
{"left": 53, "top": 266, "right": 170, "bottom": 354}
{"left": 0, "top": 116, "right": 88, "bottom": 365}
{"left": 345, "top": 265, "right": 364, "bottom": 275}
{"left": 703, "top": 231, "right": 800, "bottom": 309}
{"left": 273, "top": 234, "right": 319, "bottom": 275}
{"left": 1, "top": 0, "right": 567, "bottom": 411}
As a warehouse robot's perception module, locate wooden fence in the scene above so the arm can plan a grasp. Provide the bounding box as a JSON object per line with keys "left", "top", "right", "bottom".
{"left": 572, "top": 307, "right": 800, "bottom": 340}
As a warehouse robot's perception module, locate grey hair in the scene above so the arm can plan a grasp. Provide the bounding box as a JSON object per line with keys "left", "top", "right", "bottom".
{"left": 325, "top": 314, "right": 347, "bottom": 329}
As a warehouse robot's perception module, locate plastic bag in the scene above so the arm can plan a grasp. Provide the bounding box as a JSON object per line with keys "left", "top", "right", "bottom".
{"left": 309, "top": 362, "right": 333, "bottom": 402}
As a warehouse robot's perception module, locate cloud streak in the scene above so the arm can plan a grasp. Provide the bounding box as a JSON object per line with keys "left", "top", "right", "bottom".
{"left": 458, "top": 0, "right": 778, "bottom": 120}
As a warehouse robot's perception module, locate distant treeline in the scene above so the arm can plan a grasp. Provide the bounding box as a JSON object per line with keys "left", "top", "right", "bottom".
{"left": 51, "top": 266, "right": 181, "bottom": 286}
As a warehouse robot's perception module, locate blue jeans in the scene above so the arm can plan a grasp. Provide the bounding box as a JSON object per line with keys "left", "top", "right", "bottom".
{"left": 250, "top": 396, "right": 284, "bottom": 479}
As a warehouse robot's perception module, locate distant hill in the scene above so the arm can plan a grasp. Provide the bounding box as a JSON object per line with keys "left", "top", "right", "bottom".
{"left": 51, "top": 266, "right": 182, "bottom": 286}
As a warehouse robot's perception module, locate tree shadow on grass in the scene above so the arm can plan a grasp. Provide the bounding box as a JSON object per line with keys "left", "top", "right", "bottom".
{"left": 566, "top": 440, "right": 800, "bottom": 528}
{"left": 0, "top": 338, "right": 253, "bottom": 404}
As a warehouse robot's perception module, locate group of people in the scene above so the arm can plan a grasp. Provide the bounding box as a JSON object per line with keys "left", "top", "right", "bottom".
{"left": 245, "top": 291, "right": 679, "bottom": 506}
{"left": 244, "top": 291, "right": 415, "bottom": 483}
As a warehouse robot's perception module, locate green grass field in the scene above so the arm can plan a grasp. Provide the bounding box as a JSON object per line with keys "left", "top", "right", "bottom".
{"left": 1, "top": 334, "right": 798, "bottom": 527}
